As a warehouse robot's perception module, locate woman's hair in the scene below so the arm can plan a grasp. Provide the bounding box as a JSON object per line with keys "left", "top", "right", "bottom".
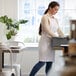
{"left": 39, "top": 1, "right": 60, "bottom": 35}
{"left": 44, "top": 1, "right": 59, "bottom": 14}
{"left": 39, "top": 23, "right": 42, "bottom": 35}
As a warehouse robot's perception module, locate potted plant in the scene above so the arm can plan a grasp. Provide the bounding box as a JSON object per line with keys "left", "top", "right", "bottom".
{"left": 0, "top": 15, "right": 28, "bottom": 40}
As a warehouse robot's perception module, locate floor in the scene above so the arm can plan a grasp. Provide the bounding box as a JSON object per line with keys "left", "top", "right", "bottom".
{"left": 22, "top": 50, "right": 76, "bottom": 76}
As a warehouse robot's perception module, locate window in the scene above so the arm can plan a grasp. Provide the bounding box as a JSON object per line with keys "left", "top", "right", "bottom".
{"left": 15, "top": 0, "right": 76, "bottom": 46}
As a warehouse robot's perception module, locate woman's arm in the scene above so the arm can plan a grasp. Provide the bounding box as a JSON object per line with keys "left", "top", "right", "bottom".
{"left": 57, "top": 28, "right": 64, "bottom": 37}
{"left": 55, "top": 18, "right": 64, "bottom": 37}
{"left": 41, "top": 15, "right": 57, "bottom": 37}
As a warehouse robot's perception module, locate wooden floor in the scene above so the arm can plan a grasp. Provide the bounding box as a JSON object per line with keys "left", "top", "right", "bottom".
{"left": 23, "top": 51, "right": 76, "bottom": 76}
{"left": 48, "top": 50, "right": 76, "bottom": 76}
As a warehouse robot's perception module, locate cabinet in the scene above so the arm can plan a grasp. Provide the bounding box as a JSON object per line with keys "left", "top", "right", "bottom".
{"left": 69, "top": 20, "right": 76, "bottom": 55}
{"left": 70, "top": 20, "right": 76, "bottom": 39}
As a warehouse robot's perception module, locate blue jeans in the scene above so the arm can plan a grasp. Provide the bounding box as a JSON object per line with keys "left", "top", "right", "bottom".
{"left": 29, "top": 61, "right": 53, "bottom": 76}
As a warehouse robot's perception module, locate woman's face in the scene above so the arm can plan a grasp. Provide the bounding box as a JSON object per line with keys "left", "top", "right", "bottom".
{"left": 50, "top": 6, "right": 59, "bottom": 15}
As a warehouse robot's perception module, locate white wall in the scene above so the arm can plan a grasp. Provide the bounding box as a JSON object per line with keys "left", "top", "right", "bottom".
{"left": 0, "top": 0, "right": 18, "bottom": 19}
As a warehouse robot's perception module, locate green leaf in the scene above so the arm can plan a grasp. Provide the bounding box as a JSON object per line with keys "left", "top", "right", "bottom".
{"left": 19, "top": 20, "right": 28, "bottom": 24}
{"left": 6, "top": 33, "right": 11, "bottom": 40}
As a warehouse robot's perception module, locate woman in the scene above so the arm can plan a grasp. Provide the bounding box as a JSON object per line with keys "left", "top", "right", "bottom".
{"left": 29, "top": 1, "right": 64, "bottom": 76}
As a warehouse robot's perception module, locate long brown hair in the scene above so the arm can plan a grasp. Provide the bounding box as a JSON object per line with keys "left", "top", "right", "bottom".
{"left": 39, "top": 1, "right": 60, "bottom": 35}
